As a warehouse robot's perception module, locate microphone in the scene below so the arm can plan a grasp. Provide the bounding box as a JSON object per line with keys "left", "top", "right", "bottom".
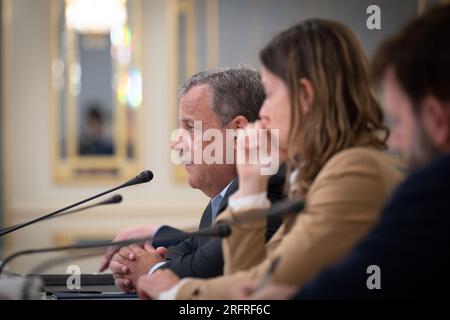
{"left": 52, "top": 194, "right": 123, "bottom": 219}
{"left": 119, "top": 170, "right": 154, "bottom": 188}
{"left": 0, "top": 170, "right": 153, "bottom": 237}
{"left": 0, "top": 223, "right": 231, "bottom": 275}
{"left": 0, "top": 195, "right": 123, "bottom": 235}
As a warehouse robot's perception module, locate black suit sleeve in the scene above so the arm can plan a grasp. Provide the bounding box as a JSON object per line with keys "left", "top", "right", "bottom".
{"left": 152, "top": 225, "right": 190, "bottom": 248}
{"left": 156, "top": 208, "right": 284, "bottom": 278}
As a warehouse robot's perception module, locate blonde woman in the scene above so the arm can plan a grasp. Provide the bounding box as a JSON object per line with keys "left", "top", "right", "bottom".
{"left": 137, "top": 19, "right": 402, "bottom": 300}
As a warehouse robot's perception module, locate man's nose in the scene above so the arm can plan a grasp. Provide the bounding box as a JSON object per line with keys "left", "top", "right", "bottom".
{"left": 171, "top": 131, "right": 190, "bottom": 151}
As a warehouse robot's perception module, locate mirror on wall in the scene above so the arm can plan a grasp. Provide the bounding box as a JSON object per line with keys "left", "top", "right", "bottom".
{"left": 50, "top": 0, "right": 143, "bottom": 184}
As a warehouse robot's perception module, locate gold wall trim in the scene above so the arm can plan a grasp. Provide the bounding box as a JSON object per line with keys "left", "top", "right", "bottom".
{"left": 1, "top": 0, "right": 13, "bottom": 250}
{"left": 206, "top": 0, "right": 219, "bottom": 69}
{"left": 49, "top": 0, "right": 58, "bottom": 192}
{"left": 169, "top": 0, "right": 219, "bottom": 184}
{"left": 181, "top": 0, "right": 198, "bottom": 78}
{"left": 66, "top": 28, "right": 79, "bottom": 161}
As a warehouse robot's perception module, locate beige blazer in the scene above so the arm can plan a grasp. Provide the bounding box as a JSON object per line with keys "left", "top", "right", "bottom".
{"left": 176, "top": 147, "right": 403, "bottom": 299}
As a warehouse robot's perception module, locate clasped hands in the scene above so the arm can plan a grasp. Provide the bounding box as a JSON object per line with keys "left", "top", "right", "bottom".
{"left": 108, "top": 241, "right": 167, "bottom": 292}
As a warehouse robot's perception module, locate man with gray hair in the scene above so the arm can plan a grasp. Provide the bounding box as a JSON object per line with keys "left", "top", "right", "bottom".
{"left": 99, "top": 65, "right": 285, "bottom": 293}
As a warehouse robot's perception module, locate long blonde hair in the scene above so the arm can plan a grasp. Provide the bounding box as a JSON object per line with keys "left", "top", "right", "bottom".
{"left": 260, "top": 19, "right": 388, "bottom": 196}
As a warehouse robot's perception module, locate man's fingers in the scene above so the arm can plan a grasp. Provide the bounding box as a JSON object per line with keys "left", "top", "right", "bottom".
{"left": 109, "top": 260, "right": 129, "bottom": 274}
{"left": 129, "top": 243, "right": 146, "bottom": 254}
{"left": 115, "top": 278, "right": 133, "bottom": 293}
{"left": 119, "top": 247, "right": 135, "bottom": 260}
{"left": 235, "top": 282, "right": 258, "bottom": 299}
{"left": 138, "top": 290, "right": 151, "bottom": 300}
{"left": 242, "top": 284, "right": 257, "bottom": 297}
{"left": 98, "top": 246, "right": 119, "bottom": 272}
{"left": 144, "top": 241, "right": 155, "bottom": 252}
{"left": 155, "top": 247, "right": 167, "bottom": 257}
{"left": 98, "top": 257, "right": 110, "bottom": 272}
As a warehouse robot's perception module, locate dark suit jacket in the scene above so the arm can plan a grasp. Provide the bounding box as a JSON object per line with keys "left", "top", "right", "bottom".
{"left": 152, "top": 167, "right": 286, "bottom": 278}
{"left": 295, "top": 154, "right": 450, "bottom": 299}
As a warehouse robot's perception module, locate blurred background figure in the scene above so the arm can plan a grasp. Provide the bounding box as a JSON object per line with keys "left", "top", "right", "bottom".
{"left": 79, "top": 104, "right": 114, "bottom": 156}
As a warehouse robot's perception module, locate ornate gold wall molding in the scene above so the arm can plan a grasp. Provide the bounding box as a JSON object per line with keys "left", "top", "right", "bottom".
{"left": 1, "top": 0, "right": 12, "bottom": 246}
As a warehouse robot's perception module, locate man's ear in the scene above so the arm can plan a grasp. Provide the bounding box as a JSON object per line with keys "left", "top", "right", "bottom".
{"left": 299, "top": 78, "right": 315, "bottom": 114}
{"left": 421, "top": 96, "right": 450, "bottom": 151}
{"left": 229, "top": 115, "right": 249, "bottom": 129}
